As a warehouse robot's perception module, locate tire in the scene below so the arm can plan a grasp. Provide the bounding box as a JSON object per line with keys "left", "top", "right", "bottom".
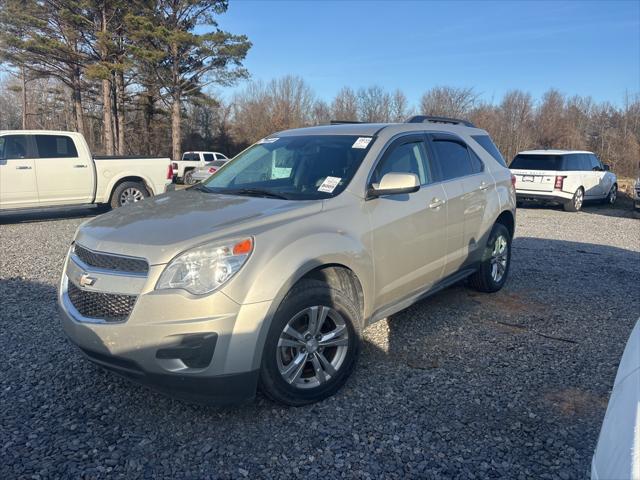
{"left": 563, "top": 187, "right": 584, "bottom": 212}
{"left": 110, "top": 181, "right": 150, "bottom": 208}
{"left": 183, "top": 169, "right": 196, "bottom": 185}
{"left": 468, "top": 223, "right": 511, "bottom": 293}
{"left": 259, "top": 279, "right": 361, "bottom": 406}
{"left": 603, "top": 184, "right": 617, "bottom": 206}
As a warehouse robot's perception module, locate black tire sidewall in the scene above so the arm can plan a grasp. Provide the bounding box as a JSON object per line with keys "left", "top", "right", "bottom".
{"left": 482, "top": 224, "right": 512, "bottom": 291}
{"left": 259, "top": 280, "right": 361, "bottom": 405}
{"left": 184, "top": 170, "right": 194, "bottom": 185}
{"left": 111, "top": 181, "right": 149, "bottom": 208}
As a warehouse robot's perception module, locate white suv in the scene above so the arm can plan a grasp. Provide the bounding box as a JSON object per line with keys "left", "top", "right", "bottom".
{"left": 511, "top": 150, "right": 617, "bottom": 212}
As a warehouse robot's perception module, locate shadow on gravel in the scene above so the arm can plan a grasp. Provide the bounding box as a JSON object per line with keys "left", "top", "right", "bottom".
{"left": 0, "top": 205, "right": 103, "bottom": 225}
{"left": 518, "top": 195, "right": 639, "bottom": 219}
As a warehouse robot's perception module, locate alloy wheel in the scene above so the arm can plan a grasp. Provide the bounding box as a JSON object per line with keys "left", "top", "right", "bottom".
{"left": 574, "top": 189, "right": 583, "bottom": 210}
{"left": 120, "top": 188, "right": 144, "bottom": 205}
{"left": 276, "top": 306, "right": 349, "bottom": 389}
{"left": 490, "top": 234, "right": 508, "bottom": 283}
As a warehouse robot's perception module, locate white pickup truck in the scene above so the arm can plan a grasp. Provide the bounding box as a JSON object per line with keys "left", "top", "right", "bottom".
{"left": 0, "top": 130, "right": 172, "bottom": 210}
{"left": 173, "top": 151, "right": 228, "bottom": 185}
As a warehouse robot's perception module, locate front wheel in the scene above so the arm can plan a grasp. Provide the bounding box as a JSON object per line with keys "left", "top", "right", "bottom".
{"left": 603, "top": 184, "right": 617, "bottom": 206}
{"left": 259, "top": 279, "right": 361, "bottom": 406}
{"left": 468, "top": 223, "right": 511, "bottom": 293}
{"left": 563, "top": 187, "right": 584, "bottom": 212}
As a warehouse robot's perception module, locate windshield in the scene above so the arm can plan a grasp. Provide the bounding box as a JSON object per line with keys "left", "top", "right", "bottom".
{"left": 511, "top": 154, "right": 563, "bottom": 170}
{"left": 200, "top": 135, "right": 375, "bottom": 200}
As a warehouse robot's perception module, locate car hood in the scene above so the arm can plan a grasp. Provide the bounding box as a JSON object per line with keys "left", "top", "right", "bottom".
{"left": 75, "top": 189, "right": 322, "bottom": 265}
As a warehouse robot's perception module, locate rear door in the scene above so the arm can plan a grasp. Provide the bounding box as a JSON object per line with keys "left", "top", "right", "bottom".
{"left": 366, "top": 134, "right": 448, "bottom": 309}
{"left": 428, "top": 134, "right": 485, "bottom": 274}
{"left": 33, "top": 134, "right": 93, "bottom": 205}
{"left": 0, "top": 134, "right": 38, "bottom": 209}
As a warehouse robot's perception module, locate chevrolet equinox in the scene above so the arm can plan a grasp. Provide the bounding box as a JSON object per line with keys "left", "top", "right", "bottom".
{"left": 58, "top": 116, "right": 516, "bottom": 406}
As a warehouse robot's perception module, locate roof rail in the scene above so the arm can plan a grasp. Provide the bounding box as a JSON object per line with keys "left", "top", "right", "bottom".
{"left": 406, "top": 115, "right": 476, "bottom": 128}
{"left": 330, "top": 120, "right": 364, "bottom": 125}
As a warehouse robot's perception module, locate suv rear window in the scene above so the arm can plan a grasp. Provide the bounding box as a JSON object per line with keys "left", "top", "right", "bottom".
{"left": 510, "top": 154, "right": 564, "bottom": 171}
{"left": 471, "top": 135, "right": 506, "bottom": 167}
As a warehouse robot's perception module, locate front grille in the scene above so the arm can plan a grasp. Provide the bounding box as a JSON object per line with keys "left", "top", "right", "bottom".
{"left": 67, "top": 282, "right": 136, "bottom": 322}
{"left": 73, "top": 244, "right": 148, "bottom": 274}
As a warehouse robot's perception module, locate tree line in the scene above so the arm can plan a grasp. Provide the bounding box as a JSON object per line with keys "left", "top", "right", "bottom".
{"left": 1, "top": 2, "right": 638, "bottom": 177}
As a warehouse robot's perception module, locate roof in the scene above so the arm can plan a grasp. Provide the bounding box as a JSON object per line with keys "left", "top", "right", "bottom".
{"left": 517, "top": 149, "right": 594, "bottom": 155}
{"left": 274, "top": 121, "right": 485, "bottom": 138}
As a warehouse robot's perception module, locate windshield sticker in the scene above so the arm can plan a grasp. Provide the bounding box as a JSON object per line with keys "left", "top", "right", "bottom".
{"left": 352, "top": 137, "right": 372, "bottom": 149}
{"left": 318, "top": 176, "right": 341, "bottom": 193}
{"left": 257, "top": 137, "right": 279, "bottom": 144}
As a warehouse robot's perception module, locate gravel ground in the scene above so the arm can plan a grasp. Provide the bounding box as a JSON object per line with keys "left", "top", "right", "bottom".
{"left": 1, "top": 200, "right": 639, "bottom": 479}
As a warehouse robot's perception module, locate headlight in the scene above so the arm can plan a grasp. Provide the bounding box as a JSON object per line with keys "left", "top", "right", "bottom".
{"left": 156, "top": 238, "right": 253, "bottom": 295}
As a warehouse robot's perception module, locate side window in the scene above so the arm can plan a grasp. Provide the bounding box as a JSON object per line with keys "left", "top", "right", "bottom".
{"left": 563, "top": 155, "right": 581, "bottom": 171}
{"left": 203, "top": 153, "right": 215, "bottom": 162}
{"left": 431, "top": 139, "right": 475, "bottom": 181}
{"left": 34, "top": 135, "right": 78, "bottom": 158}
{"left": 1, "top": 135, "right": 30, "bottom": 159}
{"left": 372, "top": 140, "right": 430, "bottom": 185}
{"left": 471, "top": 134, "right": 507, "bottom": 167}
{"left": 468, "top": 148, "right": 485, "bottom": 174}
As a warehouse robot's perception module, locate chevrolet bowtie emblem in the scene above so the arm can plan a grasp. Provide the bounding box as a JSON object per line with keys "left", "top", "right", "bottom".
{"left": 78, "top": 273, "right": 97, "bottom": 287}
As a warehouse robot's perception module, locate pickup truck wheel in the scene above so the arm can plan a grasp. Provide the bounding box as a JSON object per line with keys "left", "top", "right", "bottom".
{"left": 563, "top": 187, "right": 584, "bottom": 212}
{"left": 468, "top": 223, "right": 511, "bottom": 293}
{"left": 183, "top": 170, "right": 196, "bottom": 185}
{"left": 111, "top": 181, "right": 149, "bottom": 208}
{"left": 259, "top": 279, "right": 361, "bottom": 406}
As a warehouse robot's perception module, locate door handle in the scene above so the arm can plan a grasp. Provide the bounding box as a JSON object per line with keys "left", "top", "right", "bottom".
{"left": 429, "top": 198, "right": 446, "bottom": 209}
{"left": 16, "top": 166, "right": 32, "bottom": 170}
{"left": 73, "top": 164, "right": 88, "bottom": 168}
{"left": 478, "top": 181, "right": 490, "bottom": 191}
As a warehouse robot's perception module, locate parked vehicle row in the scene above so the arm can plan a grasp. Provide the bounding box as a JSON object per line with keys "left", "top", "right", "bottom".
{"left": 511, "top": 150, "right": 618, "bottom": 212}
{"left": 0, "top": 131, "right": 172, "bottom": 210}
{"left": 190, "top": 158, "right": 230, "bottom": 183}
{"left": 57, "top": 116, "right": 517, "bottom": 406}
{"left": 173, "top": 151, "right": 229, "bottom": 185}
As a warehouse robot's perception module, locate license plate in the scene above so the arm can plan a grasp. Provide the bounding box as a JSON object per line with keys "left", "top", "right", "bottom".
{"left": 521, "top": 175, "right": 535, "bottom": 182}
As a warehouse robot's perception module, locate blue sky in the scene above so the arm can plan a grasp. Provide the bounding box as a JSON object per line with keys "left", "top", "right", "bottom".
{"left": 213, "top": 0, "right": 640, "bottom": 106}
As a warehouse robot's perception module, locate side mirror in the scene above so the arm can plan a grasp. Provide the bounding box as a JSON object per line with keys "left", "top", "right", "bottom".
{"left": 369, "top": 172, "right": 420, "bottom": 198}
{"left": 603, "top": 164, "right": 610, "bottom": 171}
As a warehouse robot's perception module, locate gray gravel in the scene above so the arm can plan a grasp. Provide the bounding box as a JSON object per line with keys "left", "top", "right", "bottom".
{"left": 1, "top": 201, "right": 639, "bottom": 479}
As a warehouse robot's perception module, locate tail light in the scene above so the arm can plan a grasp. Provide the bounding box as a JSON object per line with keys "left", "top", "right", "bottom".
{"left": 172, "top": 162, "right": 178, "bottom": 169}
{"left": 554, "top": 176, "right": 565, "bottom": 190}
{"left": 167, "top": 164, "right": 173, "bottom": 180}
{"left": 208, "top": 167, "right": 217, "bottom": 174}
{"left": 511, "top": 174, "right": 516, "bottom": 187}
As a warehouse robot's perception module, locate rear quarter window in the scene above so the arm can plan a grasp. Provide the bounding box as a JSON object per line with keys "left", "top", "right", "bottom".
{"left": 471, "top": 135, "right": 507, "bottom": 167}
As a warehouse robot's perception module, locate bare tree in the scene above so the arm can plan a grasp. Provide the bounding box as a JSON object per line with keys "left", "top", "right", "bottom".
{"left": 357, "top": 85, "right": 391, "bottom": 122}
{"left": 420, "top": 86, "right": 478, "bottom": 118}
{"left": 331, "top": 86, "right": 358, "bottom": 121}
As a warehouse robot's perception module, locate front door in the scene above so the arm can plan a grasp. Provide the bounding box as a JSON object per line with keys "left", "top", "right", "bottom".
{"left": 366, "top": 135, "right": 448, "bottom": 310}
{"left": 0, "top": 134, "right": 38, "bottom": 209}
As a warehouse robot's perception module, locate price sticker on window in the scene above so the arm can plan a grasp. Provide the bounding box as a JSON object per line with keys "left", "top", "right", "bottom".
{"left": 318, "top": 176, "right": 341, "bottom": 193}
{"left": 352, "top": 137, "right": 372, "bottom": 149}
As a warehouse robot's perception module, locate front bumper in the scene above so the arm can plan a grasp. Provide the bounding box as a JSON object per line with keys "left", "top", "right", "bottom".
{"left": 58, "top": 249, "right": 272, "bottom": 404}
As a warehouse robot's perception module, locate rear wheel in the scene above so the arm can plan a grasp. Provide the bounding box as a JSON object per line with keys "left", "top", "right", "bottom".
{"left": 183, "top": 169, "right": 196, "bottom": 185}
{"left": 468, "top": 223, "right": 511, "bottom": 293}
{"left": 259, "top": 279, "right": 361, "bottom": 406}
{"left": 563, "top": 187, "right": 584, "bottom": 212}
{"left": 110, "top": 181, "right": 149, "bottom": 208}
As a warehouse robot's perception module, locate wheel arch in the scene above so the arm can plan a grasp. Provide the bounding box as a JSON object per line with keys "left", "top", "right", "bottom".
{"left": 495, "top": 209, "right": 515, "bottom": 240}
{"left": 107, "top": 175, "right": 152, "bottom": 204}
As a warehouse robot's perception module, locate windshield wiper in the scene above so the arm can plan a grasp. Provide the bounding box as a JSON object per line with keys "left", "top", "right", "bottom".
{"left": 224, "top": 188, "right": 290, "bottom": 200}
